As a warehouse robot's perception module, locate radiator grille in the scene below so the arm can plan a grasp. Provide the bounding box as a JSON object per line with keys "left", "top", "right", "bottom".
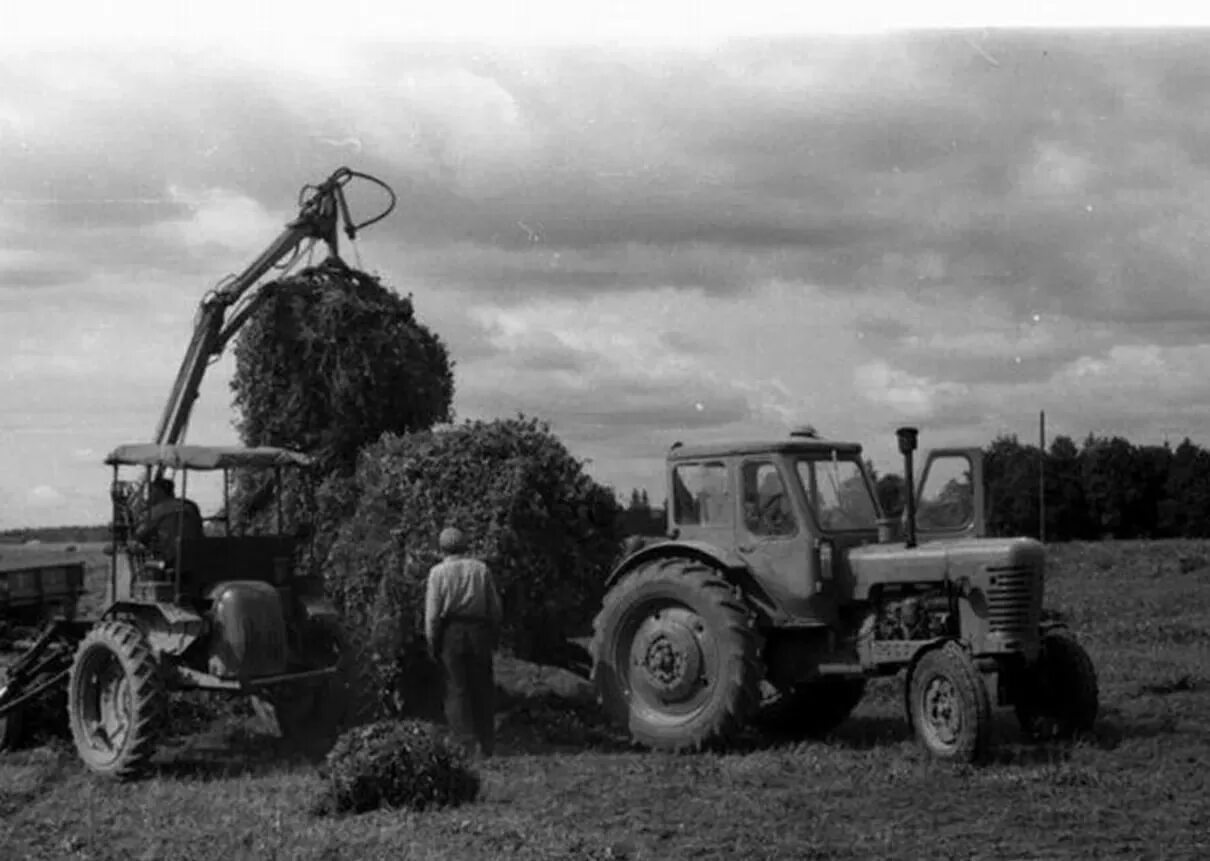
{"left": 985, "top": 565, "right": 1038, "bottom": 640}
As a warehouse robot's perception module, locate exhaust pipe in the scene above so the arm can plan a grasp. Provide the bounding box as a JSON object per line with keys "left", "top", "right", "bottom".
{"left": 896, "top": 427, "right": 919, "bottom": 548}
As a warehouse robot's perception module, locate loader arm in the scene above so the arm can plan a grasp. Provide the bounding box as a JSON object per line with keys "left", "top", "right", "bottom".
{"left": 153, "top": 167, "right": 396, "bottom": 449}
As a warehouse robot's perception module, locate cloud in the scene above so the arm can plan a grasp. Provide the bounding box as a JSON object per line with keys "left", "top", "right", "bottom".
{"left": 7, "top": 33, "right": 1210, "bottom": 524}
{"left": 154, "top": 186, "right": 287, "bottom": 254}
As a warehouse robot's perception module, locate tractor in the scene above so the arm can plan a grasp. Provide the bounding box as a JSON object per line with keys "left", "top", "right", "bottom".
{"left": 0, "top": 167, "right": 397, "bottom": 778}
{"left": 590, "top": 425, "right": 1099, "bottom": 762}
{"left": 0, "top": 443, "right": 376, "bottom": 779}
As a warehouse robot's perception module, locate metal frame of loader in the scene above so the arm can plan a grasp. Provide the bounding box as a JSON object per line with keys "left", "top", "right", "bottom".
{"left": 0, "top": 166, "right": 395, "bottom": 777}
{"left": 0, "top": 443, "right": 368, "bottom": 779}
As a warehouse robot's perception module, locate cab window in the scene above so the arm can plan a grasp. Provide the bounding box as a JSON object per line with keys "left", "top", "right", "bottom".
{"left": 741, "top": 461, "right": 796, "bottom": 537}
{"left": 671, "top": 462, "right": 731, "bottom": 526}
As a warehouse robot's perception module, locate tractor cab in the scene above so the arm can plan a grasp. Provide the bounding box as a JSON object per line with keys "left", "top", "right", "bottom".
{"left": 104, "top": 443, "right": 315, "bottom": 608}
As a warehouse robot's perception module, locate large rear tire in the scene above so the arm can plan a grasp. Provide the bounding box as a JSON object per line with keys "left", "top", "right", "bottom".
{"left": 906, "top": 641, "right": 991, "bottom": 763}
{"left": 253, "top": 616, "right": 378, "bottom": 752}
{"left": 68, "top": 621, "right": 166, "bottom": 780}
{"left": 590, "top": 557, "right": 762, "bottom": 752}
{"left": 1014, "top": 628, "right": 1099, "bottom": 742}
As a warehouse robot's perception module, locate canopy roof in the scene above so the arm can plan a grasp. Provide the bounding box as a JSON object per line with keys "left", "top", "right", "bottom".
{"left": 104, "top": 444, "right": 314, "bottom": 470}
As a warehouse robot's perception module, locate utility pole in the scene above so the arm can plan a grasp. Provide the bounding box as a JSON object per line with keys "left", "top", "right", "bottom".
{"left": 1039, "top": 409, "right": 1047, "bottom": 543}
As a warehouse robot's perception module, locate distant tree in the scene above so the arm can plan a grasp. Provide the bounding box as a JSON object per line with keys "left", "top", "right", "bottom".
{"left": 875, "top": 473, "right": 906, "bottom": 518}
{"left": 984, "top": 435, "right": 1041, "bottom": 538}
{"left": 1045, "top": 435, "right": 1090, "bottom": 541}
{"left": 1079, "top": 435, "right": 1139, "bottom": 538}
{"left": 1164, "top": 438, "right": 1210, "bottom": 538}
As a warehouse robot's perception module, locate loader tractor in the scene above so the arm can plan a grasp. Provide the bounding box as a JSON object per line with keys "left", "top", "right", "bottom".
{"left": 0, "top": 443, "right": 377, "bottom": 779}
{"left": 590, "top": 425, "right": 1099, "bottom": 762}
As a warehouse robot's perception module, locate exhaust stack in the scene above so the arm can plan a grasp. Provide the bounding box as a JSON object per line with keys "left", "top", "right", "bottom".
{"left": 896, "top": 426, "right": 919, "bottom": 548}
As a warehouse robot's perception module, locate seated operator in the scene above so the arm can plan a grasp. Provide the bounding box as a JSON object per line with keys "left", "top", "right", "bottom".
{"left": 134, "top": 476, "right": 205, "bottom": 568}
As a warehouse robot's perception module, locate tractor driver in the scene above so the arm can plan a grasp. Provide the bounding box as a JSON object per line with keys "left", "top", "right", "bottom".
{"left": 134, "top": 476, "right": 205, "bottom": 568}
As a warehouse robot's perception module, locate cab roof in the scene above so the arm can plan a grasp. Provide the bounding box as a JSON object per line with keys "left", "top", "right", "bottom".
{"left": 105, "top": 444, "right": 314, "bottom": 470}
{"left": 667, "top": 437, "right": 863, "bottom": 461}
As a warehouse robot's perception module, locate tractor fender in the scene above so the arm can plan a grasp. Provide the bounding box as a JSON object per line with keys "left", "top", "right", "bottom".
{"left": 101, "top": 601, "right": 206, "bottom": 657}
{"left": 605, "top": 539, "right": 781, "bottom": 624}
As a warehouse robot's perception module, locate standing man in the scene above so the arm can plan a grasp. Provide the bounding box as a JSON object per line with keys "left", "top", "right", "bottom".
{"left": 424, "top": 526, "right": 503, "bottom": 759}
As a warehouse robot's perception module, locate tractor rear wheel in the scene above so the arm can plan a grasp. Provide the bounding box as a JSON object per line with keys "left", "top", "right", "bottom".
{"left": 1014, "top": 628, "right": 1099, "bottom": 742}
{"left": 252, "top": 616, "right": 378, "bottom": 752}
{"left": 67, "top": 621, "right": 166, "bottom": 780}
{"left": 906, "top": 641, "right": 991, "bottom": 763}
{"left": 758, "top": 676, "right": 868, "bottom": 738}
{"left": 590, "top": 557, "right": 762, "bottom": 752}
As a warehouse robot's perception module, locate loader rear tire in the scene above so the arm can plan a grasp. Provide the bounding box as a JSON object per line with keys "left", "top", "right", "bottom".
{"left": 591, "top": 557, "right": 762, "bottom": 752}
{"left": 68, "top": 621, "right": 166, "bottom": 780}
{"left": 252, "top": 617, "right": 379, "bottom": 753}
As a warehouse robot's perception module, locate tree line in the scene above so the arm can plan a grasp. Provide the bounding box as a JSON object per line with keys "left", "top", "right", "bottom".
{"left": 619, "top": 433, "right": 1210, "bottom": 543}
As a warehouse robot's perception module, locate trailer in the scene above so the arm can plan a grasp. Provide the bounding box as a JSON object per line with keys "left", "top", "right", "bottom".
{"left": 0, "top": 555, "right": 87, "bottom": 749}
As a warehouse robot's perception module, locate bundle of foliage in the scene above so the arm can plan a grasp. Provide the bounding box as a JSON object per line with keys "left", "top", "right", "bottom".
{"left": 230, "top": 257, "right": 455, "bottom": 475}
{"left": 320, "top": 415, "right": 623, "bottom": 709}
{"left": 311, "top": 719, "right": 480, "bottom": 816}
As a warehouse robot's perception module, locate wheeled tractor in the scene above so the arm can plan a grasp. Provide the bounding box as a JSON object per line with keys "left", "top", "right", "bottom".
{"left": 0, "top": 443, "right": 377, "bottom": 779}
{"left": 590, "top": 425, "right": 1099, "bottom": 762}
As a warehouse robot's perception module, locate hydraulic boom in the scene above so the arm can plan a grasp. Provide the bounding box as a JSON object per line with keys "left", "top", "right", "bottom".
{"left": 154, "top": 167, "right": 396, "bottom": 448}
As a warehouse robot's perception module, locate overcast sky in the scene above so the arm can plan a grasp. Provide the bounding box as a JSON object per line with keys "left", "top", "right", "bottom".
{"left": 4, "top": 4, "right": 1210, "bottom": 526}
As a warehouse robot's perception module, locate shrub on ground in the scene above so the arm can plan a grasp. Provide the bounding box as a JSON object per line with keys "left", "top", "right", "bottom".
{"left": 311, "top": 719, "right": 480, "bottom": 816}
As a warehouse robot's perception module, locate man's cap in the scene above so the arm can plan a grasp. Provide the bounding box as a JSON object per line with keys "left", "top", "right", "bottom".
{"left": 439, "top": 527, "right": 468, "bottom": 554}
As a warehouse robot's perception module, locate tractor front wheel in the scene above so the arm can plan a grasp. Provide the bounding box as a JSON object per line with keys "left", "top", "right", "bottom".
{"left": 67, "top": 621, "right": 166, "bottom": 780}
{"left": 1014, "top": 628, "right": 1099, "bottom": 742}
{"left": 590, "top": 557, "right": 762, "bottom": 752}
{"left": 906, "top": 641, "right": 991, "bottom": 763}
{"left": 252, "top": 616, "right": 378, "bottom": 752}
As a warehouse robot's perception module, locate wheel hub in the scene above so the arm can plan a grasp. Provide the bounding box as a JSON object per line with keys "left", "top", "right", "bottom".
{"left": 630, "top": 609, "right": 704, "bottom": 703}
{"left": 923, "top": 677, "right": 961, "bottom": 745}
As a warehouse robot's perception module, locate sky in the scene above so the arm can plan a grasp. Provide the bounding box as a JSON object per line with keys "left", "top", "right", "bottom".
{"left": 4, "top": 2, "right": 1210, "bottom": 526}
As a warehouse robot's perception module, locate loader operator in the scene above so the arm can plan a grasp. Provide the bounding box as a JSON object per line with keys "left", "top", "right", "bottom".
{"left": 134, "top": 476, "right": 204, "bottom": 568}
{"left": 424, "top": 526, "right": 503, "bottom": 760}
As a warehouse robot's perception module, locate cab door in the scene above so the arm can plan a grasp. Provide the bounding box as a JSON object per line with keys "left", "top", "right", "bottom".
{"left": 732, "top": 457, "right": 824, "bottom": 621}
{"left": 912, "top": 447, "right": 987, "bottom": 541}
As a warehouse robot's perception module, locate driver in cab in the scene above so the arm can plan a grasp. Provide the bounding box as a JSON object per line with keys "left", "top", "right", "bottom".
{"left": 135, "top": 476, "right": 205, "bottom": 567}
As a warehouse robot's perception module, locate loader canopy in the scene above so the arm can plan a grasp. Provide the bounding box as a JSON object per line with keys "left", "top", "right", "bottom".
{"left": 104, "top": 444, "right": 314, "bottom": 471}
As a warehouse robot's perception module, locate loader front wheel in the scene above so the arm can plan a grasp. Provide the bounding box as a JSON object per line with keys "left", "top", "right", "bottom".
{"left": 590, "top": 557, "right": 762, "bottom": 752}
{"left": 1014, "top": 628, "right": 1099, "bottom": 742}
{"left": 68, "top": 621, "right": 166, "bottom": 780}
{"left": 907, "top": 641, "right": 991, "bottom": 763}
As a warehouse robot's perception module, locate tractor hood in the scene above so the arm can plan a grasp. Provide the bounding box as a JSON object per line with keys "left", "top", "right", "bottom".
{"left": 845, "top": 536, "right": 1045, "bottom": 600}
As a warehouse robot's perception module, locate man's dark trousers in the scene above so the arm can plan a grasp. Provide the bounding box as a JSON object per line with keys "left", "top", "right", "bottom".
{"left": 438, "top": 618, "right": 496, "bottom": 756}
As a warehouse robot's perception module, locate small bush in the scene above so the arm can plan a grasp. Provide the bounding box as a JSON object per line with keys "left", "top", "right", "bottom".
{"left": 312, "top": 719, "right": 481, "bottom": 816}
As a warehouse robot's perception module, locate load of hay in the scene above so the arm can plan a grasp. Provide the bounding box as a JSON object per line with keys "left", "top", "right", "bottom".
{"left": 320, "top": 416, "right": 623, "bottom": 714}
{"left": 230, "top": 258, "right": 455, "bottom": 472}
